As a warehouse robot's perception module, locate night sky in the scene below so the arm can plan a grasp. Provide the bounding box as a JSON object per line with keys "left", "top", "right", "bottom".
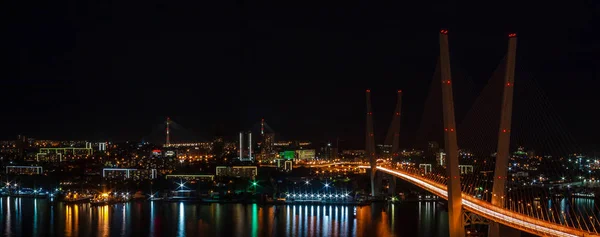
{"left": 2, "top": 1, "right": 598, "bottom": 149}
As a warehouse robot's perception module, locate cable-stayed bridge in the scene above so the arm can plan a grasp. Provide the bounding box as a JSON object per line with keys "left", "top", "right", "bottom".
{"left": 306, "top": 30, "right": 599, "bottom": 237}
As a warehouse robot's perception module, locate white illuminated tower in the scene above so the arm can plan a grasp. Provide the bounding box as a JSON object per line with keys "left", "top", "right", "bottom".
{"left": 248, "top": 132, "right": 253, "bottom": 160}
{"left": 238, "top": 131, "right": 254, "bottom": 162}
{"left": 239, "top": 132, "right": 243, "bottom": 160}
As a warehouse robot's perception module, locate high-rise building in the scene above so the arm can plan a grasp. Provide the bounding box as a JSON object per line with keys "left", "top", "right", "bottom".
{"left": 436, "top": 151, "right": 446, "bottom": 166}
{"left": 238, "top": 132, "right": 254, "bottom": 162}
{"left": 426, "top": 141, "right": 441, "bottom": 164}
{"left": 260, "top": 133, "right": 274, "bottom": 162}
{"left": 212, "top": 136, "right": 225, "bottom": 162}
{"left": 320, "top": 142, "right": 338, "bottom": 161}
{"left": 376, "top": 144, "right": 392, "bottom": 156}
{"left": 16, "top": 135, "right": 28, "bottom": 160}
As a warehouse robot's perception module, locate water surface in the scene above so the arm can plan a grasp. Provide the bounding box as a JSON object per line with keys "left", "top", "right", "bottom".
{"left": 0, "top": 197, "right": 450, "bottom": 237}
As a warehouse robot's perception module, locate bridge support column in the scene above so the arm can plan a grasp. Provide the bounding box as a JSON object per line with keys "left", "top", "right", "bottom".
{"left": 439, "top": 30, "right": 464, "bottom": 237}
{"left": 489, "top": 34, "right": 517, "bottom": 237}
{"left": 370, "top": 169, "right": 377, "bottom": 197}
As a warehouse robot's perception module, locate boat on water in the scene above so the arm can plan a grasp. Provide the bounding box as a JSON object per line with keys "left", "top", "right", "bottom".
{"left": 166, "top": 190, "right": 201, "bottom": 202}
{"left": 4, "top": 188, "right": 50, "bottom": 199}
{"left": 90, "top": 192, "right": 131, "bottom": 206}
{"left": 133, "top": 191, "right": 146, "bottom": 200}
{"left": 149, "top": 196, "right": 164, "bottom": 201}
{"left": 147, "top": 191, "right": 165, "bottom": 201}
{"left": 62, "top": 191, "right": 95, "bottom": 204}
{"left": 64, "top": 196, "right": 92, "bottom": 204}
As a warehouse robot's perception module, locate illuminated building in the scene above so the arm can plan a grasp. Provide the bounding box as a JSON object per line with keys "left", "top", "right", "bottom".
{"left": 36, "top": 142, "right": 93, "bottom": 162}
{"left": 98, "top": 142, "right": 107, "bottom": 151}
{"left": 284, "top": 160, "right": 293, "bottom": 171}
{"left": 273, "top": 141, "right": 292, "bottom": 147}
{"left": 296, "top": 149, "right": 315, "bottom": 161}
{"left": 163, "top": 142, "right": 212, "bottom": 149}
{"left": 16, "top": 135, "right": 28, "bottom": 159}
{"left": 215, "top": 166, "right": 257, "bottom": 178}
{"left": 376, "top": 144, "right": 392, "bottom": 156}
{"left": 5, "top": 166, "right": 43, "bottom": 175}
{"left": 238, "top": 132, "right": 254, "bottom": 162}
{"left": 278, "top": 150, "right": 295, "bottom": 160}
{"left": 320, "top": 142, "right": 337, "bottom": 161}
{"left": 259, "top": 133, "right": 275, "bottom": 162}
{"left": 274, "top": 159, "right": 293, "bottom": 172}
{"left": 165, "top": 174, "right": 214, "bottom": 181}
{"left": 102, "top": 168, "right": 157, "bottom": 180}
{"left": 436, "top": 151, "right": 446, "bottom": 166}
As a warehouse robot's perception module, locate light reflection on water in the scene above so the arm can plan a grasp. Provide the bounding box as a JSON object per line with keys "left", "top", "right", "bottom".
{"left": 0, "top": 197, "right": 535, "bottom": 237}
{"left": 178, "top": 202, "right": 185, "bottom": 237}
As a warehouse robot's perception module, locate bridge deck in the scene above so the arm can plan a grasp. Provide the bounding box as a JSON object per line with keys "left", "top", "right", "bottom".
{"left": 356, "top": 165, "right": 600, "bottom": 237}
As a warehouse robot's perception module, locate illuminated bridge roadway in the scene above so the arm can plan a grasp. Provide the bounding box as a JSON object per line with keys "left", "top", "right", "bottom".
{"left": 260, "top": 162, "right": 366, "bottom": 169}
{"left": 352, "top": 165, "right": 600, "bottom": 237}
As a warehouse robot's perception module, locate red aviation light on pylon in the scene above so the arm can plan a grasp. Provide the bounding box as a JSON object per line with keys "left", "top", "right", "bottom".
{"left": 508, "top": 33, "right": 517, "bottom": 38}
{"left": 397, "top": 90, "right": 402, "bottom": 93}
{"left": 366, "top": 89, "right": 371, "bottom": 93}
{"left": 440, "top": 29, "right": 448, "bottom": 35}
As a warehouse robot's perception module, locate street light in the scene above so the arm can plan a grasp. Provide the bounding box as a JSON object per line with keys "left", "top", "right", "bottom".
{"left": 305, "top": 181, "right": 310, "bottom": 185}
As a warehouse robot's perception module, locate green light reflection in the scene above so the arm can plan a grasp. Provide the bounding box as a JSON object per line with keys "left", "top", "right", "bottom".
{"left": 251, "top": 204, "right": 258, "bottom": 237}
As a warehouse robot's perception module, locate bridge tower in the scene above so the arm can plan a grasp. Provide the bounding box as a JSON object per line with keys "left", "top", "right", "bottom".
{"left": 387, "top": 90, "right": 402, "bottom": 195}
{"left": 439, "top": 29, "right": 464, "bottom": 237}
{"left": 366, "top": 89, "right": 377, "bottom": 197}
{"left": 489, "top": 33, "right": 518, "bottom": 237}
{"left": 166, "top": 117, "right": 171, "bottom": 146}
{"left": 391, "top": 90, "right": 402, "bottom": 160}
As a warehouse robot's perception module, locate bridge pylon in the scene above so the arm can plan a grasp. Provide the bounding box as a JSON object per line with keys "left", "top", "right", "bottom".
{"left": 439, "top": 29, "right": 465, "bottom": 237}
{"left": 489, "top": 34, "right": 518, "bottom": 237}
{"left": 366, "top": 89, "right": 377, "bottom": 197}
{"left": 390, "top": 90, "right": 402, "bottom": 160}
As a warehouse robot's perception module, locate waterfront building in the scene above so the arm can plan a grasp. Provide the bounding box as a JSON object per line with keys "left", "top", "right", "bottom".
{"left": 215, "top": 166, "right": 257, "bottom": 178}
{"left": 102, "top": 168, "right": 157, "bottom": 180}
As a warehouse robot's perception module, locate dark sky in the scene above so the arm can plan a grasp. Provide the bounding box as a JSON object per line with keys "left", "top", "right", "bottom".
{"left": 2, "top": 1, "right": 598, "bottom": 149}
